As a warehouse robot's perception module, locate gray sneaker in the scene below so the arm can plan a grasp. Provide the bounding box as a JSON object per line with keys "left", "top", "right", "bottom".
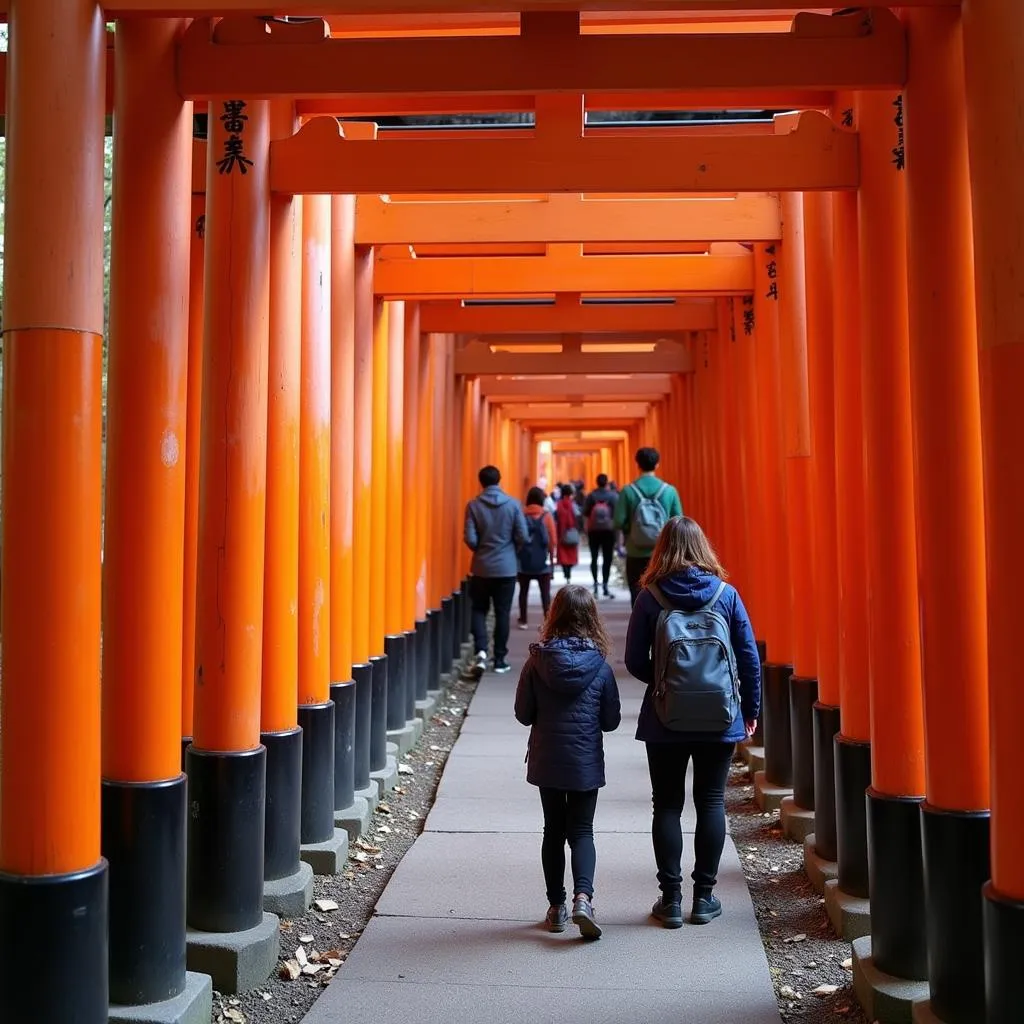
{"left": 572, "top": 896, "right": 602, "bottom": 940}
{"left": 545, "top": 904, "right": 569, "bottom": 933}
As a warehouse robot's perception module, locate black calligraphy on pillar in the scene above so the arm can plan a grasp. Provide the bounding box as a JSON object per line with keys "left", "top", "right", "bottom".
{"left": 742, "top": 295, "right": 755, "bottom": 335}
{"left": 195, "top": 214, "right": 206, "bottom": 239}
{"left": 891, "top": 94, "right": 906, "bottom": 172}
{"left": 729, "top": 298, "right": 737, "bottom": 342}
{"left": 217, "top": 99, "right": 254, "bottom": 176}
{"left": 841, "top": 108, "right": 855, "bottom": 128}
{"left": 764, "top": 245, "right": 779, "bottom": 301}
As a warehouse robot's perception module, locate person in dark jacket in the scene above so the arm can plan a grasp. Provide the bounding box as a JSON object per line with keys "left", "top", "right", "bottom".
{"left": 583, "top": 473, "right": 619, "bottom": 599}
{"left": 514, "top": 585, "right": 621, "bottom": 940}
{"left": 464, "top": 465, "right": 530, "bottom": 676}
{"left": 518, "top": 486, "right": 557, "bottom": 630}
{"left": 624, "top": 516, "right": 761, "bottom": 929}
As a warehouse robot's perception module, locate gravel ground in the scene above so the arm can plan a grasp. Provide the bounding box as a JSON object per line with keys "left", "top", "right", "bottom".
{"left": 726, "top": 759, "right": 869, "bottom": 1024}
{"left": 210, "top": 670, "right": 479, "bottom": 1024}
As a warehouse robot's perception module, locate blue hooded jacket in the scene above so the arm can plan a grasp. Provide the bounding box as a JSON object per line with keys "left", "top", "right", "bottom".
{"left": 514, "top": 636, "right": 621, "bottom": 791}
{"left": 624, "top": 567, "right": 761, "bottom": 744}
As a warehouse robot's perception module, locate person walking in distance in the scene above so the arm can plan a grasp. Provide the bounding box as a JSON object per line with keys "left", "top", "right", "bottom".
{"left": 583, "top": 473, "right": 618, "bottom": 599}
{"left": 554, "top": 483, "right": 581, "bottom": 583}
{"left": 624, "top": 517, "right": 760, "bottom": 927}
{"left": 518, "top": 486, "right": 557, "bottom": 631}
{"left": 464, "top": 465, "right": 530, "bottom": 677}
{"left": 613, "top": 446, "right": 683, "bottom": 605}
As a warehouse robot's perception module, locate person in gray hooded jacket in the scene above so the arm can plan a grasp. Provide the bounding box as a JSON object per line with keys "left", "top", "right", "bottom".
{"left": 464, "top": 465, "right": 530, "bottom": 676}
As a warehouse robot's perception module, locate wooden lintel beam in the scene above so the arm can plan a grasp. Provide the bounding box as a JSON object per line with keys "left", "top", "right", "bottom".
{"left": 455, "top": 343, "right": 691, "bottom": 375}
{"left": 355, "top": 194, "right": 781, "bottom": 245}
{"left": 500, "top": 402, "right": 652, "bottom": 420}
{"left": 479, "top": 376, "right": 674, "bottom": 398}
{"left": 374, "top": 252, "right": 752, "bottom": 298}
{"left": 477, "top": 331, "right": 690, "bottom": 346}
{"left": 179, "top": 10, "right": 904, "bottom": 98}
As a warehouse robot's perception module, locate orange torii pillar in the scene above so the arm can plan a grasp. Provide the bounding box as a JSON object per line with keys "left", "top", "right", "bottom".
{"left": 751, "top": 241, "right": 795, "bottom": 805}
{"left": 186, "top": 97, "right": 279, "bottom": 990}
{"left": 716, "top": 299, "right": 748, "bottom": 594}
{"left": 850, "top": 88, "right": 929, "bottom": 997}
{"left": 962, "top": 4, "right": 1024, "bottom": 1016}
{"left": 435, "top": 335, "right": 459, "bottom": 678}
{"left": 419, "top": 335, "right": 441, "bottom": 693}
{"left": 260, "top": 101, "right": 308, "bottom": 917}
{"left": 905, "top": 10, "right": 990, "bottom": 1020}
{"left": 801, "top": 192, "right": 842, "bottom": 874}
{"left": 297, "top": 191, "right": 347, "bottom": 874}
{"left": 0, "top": 3, "right": 106, "bottom": 1018}
{"left": 101, "top": 17, "right": 211, "bottom": 1019}
{"left": 824, "top": 171, "right": 874, "bottom": 920}
{"left": 350, "top": 246, "right": 376, "bottom": 802}
{"left": 329, "top": 194, "right": 362, "bottom": 833}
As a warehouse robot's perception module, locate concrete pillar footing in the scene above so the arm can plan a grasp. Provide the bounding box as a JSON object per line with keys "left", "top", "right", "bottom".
{"left": 741, "top": 744, "right": 765, "bottom": 774}
{"left": 386, "top": 724, "right": 416, "bottom": 756}
{"left": 911, "top": 1000, "right": 952, "bottom": 1024}
{"left": 852, "top": 935, "right": 929, "bottom": 1023}
{"left": 185, "top": 913, "right": 280, "bottom": 995}
{"left": 802, "top": 833, "right": 839, "bottom": 894}
{"left": 108, "top": 972, "right": 213, "bottom": 1024}
{"left": 824, "top": 878, "right": 872, "bottom": 940}
{"left": 753, "top": 770, "right": 792, "bottom": 813}
{"left": 300, "top": 828, "right": 350, "bottom": 875}
{"left": 415, "top": 694, "right": 439, "bottom": 720}
{"left": 355, "top": 782, "right": 380, "bottom": 813}
{"left": 386, "top": 741, "right": 399, "bottom": 758}
{"left": 335, "top": 797, "right": 371, "bottom": 841}
{"left": 407, "top": 715, "right": 424, "bottom": 744}
{"left": 780, "top": 797, "right": 816, "bottom": 842}
{"left": 369, "top": 755, "right": 399, "bottom": 795}
{"left": 262, "top": 862, "right": 314, "bottom": 918}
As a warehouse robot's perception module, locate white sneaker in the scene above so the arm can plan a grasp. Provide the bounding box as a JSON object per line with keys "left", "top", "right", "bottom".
{"left": 471, "top": 650, "right": 487, "bottom": 679}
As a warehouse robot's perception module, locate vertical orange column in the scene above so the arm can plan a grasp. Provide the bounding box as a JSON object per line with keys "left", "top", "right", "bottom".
{"left": 855, "top": 88, "right": 927, "bottom": 982}
{"left": 101, "top": 16, "right": 194, "bottom": 1008}
{"left": 417, "top": 336, "right": 436, "bottom": 621}
{"left": 297, "top": 191, "right": 337, "bottom": 848}
{"left": 370, "top": 300, "right": 390, "bottom": 659}
{"left": 718, "top": 299, "right": 747, "bottom": 591}
{"left": 904, "top": 8, "right": 989, "bottom": 1016}
{"left": 0, "top": 0, "right": 107, "bottom": 1015}
{"left": 962, "top": 4, "right": 1024, "bottom": 1012}
{"left": 188, "top": 95, "right": 272, "bottom": 935}
{"left": 183, "top": 188, "right": 206, "bottom": 747}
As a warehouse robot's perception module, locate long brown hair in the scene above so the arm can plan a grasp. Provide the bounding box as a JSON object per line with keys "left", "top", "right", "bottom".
{"left": 639, "top": 516, "right": 728, "bottom": 589}
{"left": 540, "top": 584, "right": 612, "bottom": 657}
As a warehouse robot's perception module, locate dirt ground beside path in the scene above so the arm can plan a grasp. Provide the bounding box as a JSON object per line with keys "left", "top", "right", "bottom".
{"left": 209, "top": 673, "right": 479, "bottom": 1024}
{"left": 726, "top": 761, "right": 869, "bottom": 1024}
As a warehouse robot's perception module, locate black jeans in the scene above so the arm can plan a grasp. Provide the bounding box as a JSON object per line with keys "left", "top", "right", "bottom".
{"left": 626, "top": 555, "right": 651, "bottom": 605}
{"left": 646, "top": 740, "right": 735, "bottom": 901}
{"left": 588, "top": 530, "right": 616, "bottom": 588}
{"left": 517, "top": 572, "right": 552, "bottom": 625}
{"left": 470, "top": 575, "right": 516, "bottom": 662}
{"left": 539, "top": 787, "right": 599, "bottom": 905}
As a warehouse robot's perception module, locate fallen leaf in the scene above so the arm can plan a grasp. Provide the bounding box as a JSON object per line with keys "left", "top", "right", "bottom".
{"left": 261, "top": 992, "right": 272, "bottom": 1001}
{"left": 295, "top": 946, "right": 308, "bottom": 968}
{"left": 378, "top": 825, "right": 392, "bottom": 834}
{"left": 299, "top": 934, "right": 314, "bottom": 944}
{"left": 302, "top": 963, "right": 326, "bottom": 976}
{"left": 339, "top": 933, "right": 351, "bottom": 939}
{"left": 784, "top": 934, "right": 807, "bottom": 944}
{"left": 398, "top": 764, "right": 414, "bottom": 775}
{"left": 812, "top": 985, "right": 839, "bottom": 996}
{"left": 224, "top": 1010, "right": 246, "bottom": 1024}
{"left": 378, "top": 803, "right": 391, "bottom": 814}
{"left": 841, "top": 958, "right": 853, "bottom": 970}
{"left": 351, "top": 851, "right": 368, "bottom": 863}
{"left": 314, "top": 898, "right": 339, "bottom": 912}
{"left": 279, "top": 960, "right": 301, "bottom": 981}
{"left": 394, "top": 786, "right": 406, "bottom": 795}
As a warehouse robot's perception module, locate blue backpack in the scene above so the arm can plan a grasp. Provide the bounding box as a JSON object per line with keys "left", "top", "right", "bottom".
{"left": 519, "top": 513, "right": 552, "bottom": 575}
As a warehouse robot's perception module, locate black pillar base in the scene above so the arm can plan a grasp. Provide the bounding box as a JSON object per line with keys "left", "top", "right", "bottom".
{"left": 425, "top": 610, "right": 440, "bottom": 695}
{"left": 369, "top": 654, "right": 388, "bottom": 772}
{"left": 812, "top": 703, "right": 841, "bottom": 863}
{"left": 262, "top": 728, "right": 302, "bottom": 882}
{"left": 984, "top": 881, "right": 1024, "bottom": 1024}
{"left": 755, "top": 640, "right": 767, "bottom": 663}
{"left": 352, "top": 663, "right": 373, "bottom": 791}
{"left": 461, "top": 577, "right": 471, "bottom": 643}
{"left": 103, "top": 775, "right": 187, "bottom": 1005}
{"left": 330, "top": 680, "right": 356, "bottom": 810}
{"left": 385, "top": 634, "right": 407, "bottom": 731}
{"left": 451, "top": 591, "right": 463, "bottom": 660}
{"left": 181, "top": 736, "right": 192, "bottom": 773}
{"left": 763, "top": 662, "right": 794, "bottom": 787}
{"left": 431, "top": 606, "right": 445, "bottom": 690}
{"left": 403, "top": 629, "right": 417, "bottom": 721}
{"left": 921, "top": 804, "right": 989, "bottom": 1023}
{"left": 790, "top": 675, "right": 818, "bottom": 809}
{"left": 185, "top": 745, "right": 266, "bottom": 933}
{"left": 414, "top": 620, "right": 429, "bottom": 704}
{"left": 299, "top": 702, "right": 335, "bottom": 845}
{"left": 440, "top": 596, "right": 454, "bottom": 675}
{"left": 866, "top": 787, "right": 927, "bottom": 980}
{"left": 835, "top": 733, "right": 871, "bottom": 898}
{"left": 0, "top": 860, "right": 108, "bottom": 1022}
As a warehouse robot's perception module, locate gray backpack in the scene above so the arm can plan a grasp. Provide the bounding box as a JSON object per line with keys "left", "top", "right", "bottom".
{"left": 649, "top": 580, "right": 740, "bottom": 732}
{"left": 628, "top": 481, "right": 669, "bottom": 549}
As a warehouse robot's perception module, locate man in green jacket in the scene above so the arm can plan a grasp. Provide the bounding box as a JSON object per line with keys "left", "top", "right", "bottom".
{"left": 613, "top": 446, "right": 683, "bottom": 604}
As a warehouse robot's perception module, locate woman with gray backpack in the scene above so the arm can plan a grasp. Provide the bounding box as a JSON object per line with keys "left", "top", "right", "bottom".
{"left": 624, "top": 516, "right": 761, "bottom": 928}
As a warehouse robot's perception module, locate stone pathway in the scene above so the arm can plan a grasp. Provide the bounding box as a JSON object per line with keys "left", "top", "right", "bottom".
{"left": 302, "top": 578, "right": 781, "bottom": 1024}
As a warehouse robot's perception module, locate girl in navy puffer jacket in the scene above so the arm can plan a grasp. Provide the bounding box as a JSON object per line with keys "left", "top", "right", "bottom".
{"left": 515, "top": 585, "right": 621, "bottom": 940}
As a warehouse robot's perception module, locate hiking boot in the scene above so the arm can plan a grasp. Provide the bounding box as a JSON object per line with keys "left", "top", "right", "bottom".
{"left": 572, "top": 896, "right": 602, "bottom": 940}
{"left": 493, "top": 660, "right": 512, "bottom": 674}
{"left": 651, "top": 896, "right": 683, "bottom": 929}
{"left": 690, "top": 894, "right": 722, "bottom": 925}
{"left": 545, "top": 904, "right": 569, "bottom": 933}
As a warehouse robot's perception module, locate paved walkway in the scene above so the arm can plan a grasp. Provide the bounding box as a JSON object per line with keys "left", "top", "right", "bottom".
{"left": 304, "top": 576, "right": 781, "bottom": 1024}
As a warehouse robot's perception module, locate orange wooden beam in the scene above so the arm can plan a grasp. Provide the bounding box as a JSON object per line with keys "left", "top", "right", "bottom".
{"left": 179, "top": 11, "right": 904, "bottom": 98}
{"left": 479, "top": 375, "right": 674, "bottom": 399}
{"left": 355, "top": 193, "right": 780, "bottom": 245}
{"left": 272, "top": 112, "right": 857, "bottom": 195}
{"left": 420, "top": 297, "right": 716, "bottom": 333}
{"left": 373, "top": 250, "right": 752, "bottom": 298}
{"left": 500, "top": 401, "right": 651, "bottom": 420}
{"left": 455, "top": 340, "right": 692, "bottom": 374}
